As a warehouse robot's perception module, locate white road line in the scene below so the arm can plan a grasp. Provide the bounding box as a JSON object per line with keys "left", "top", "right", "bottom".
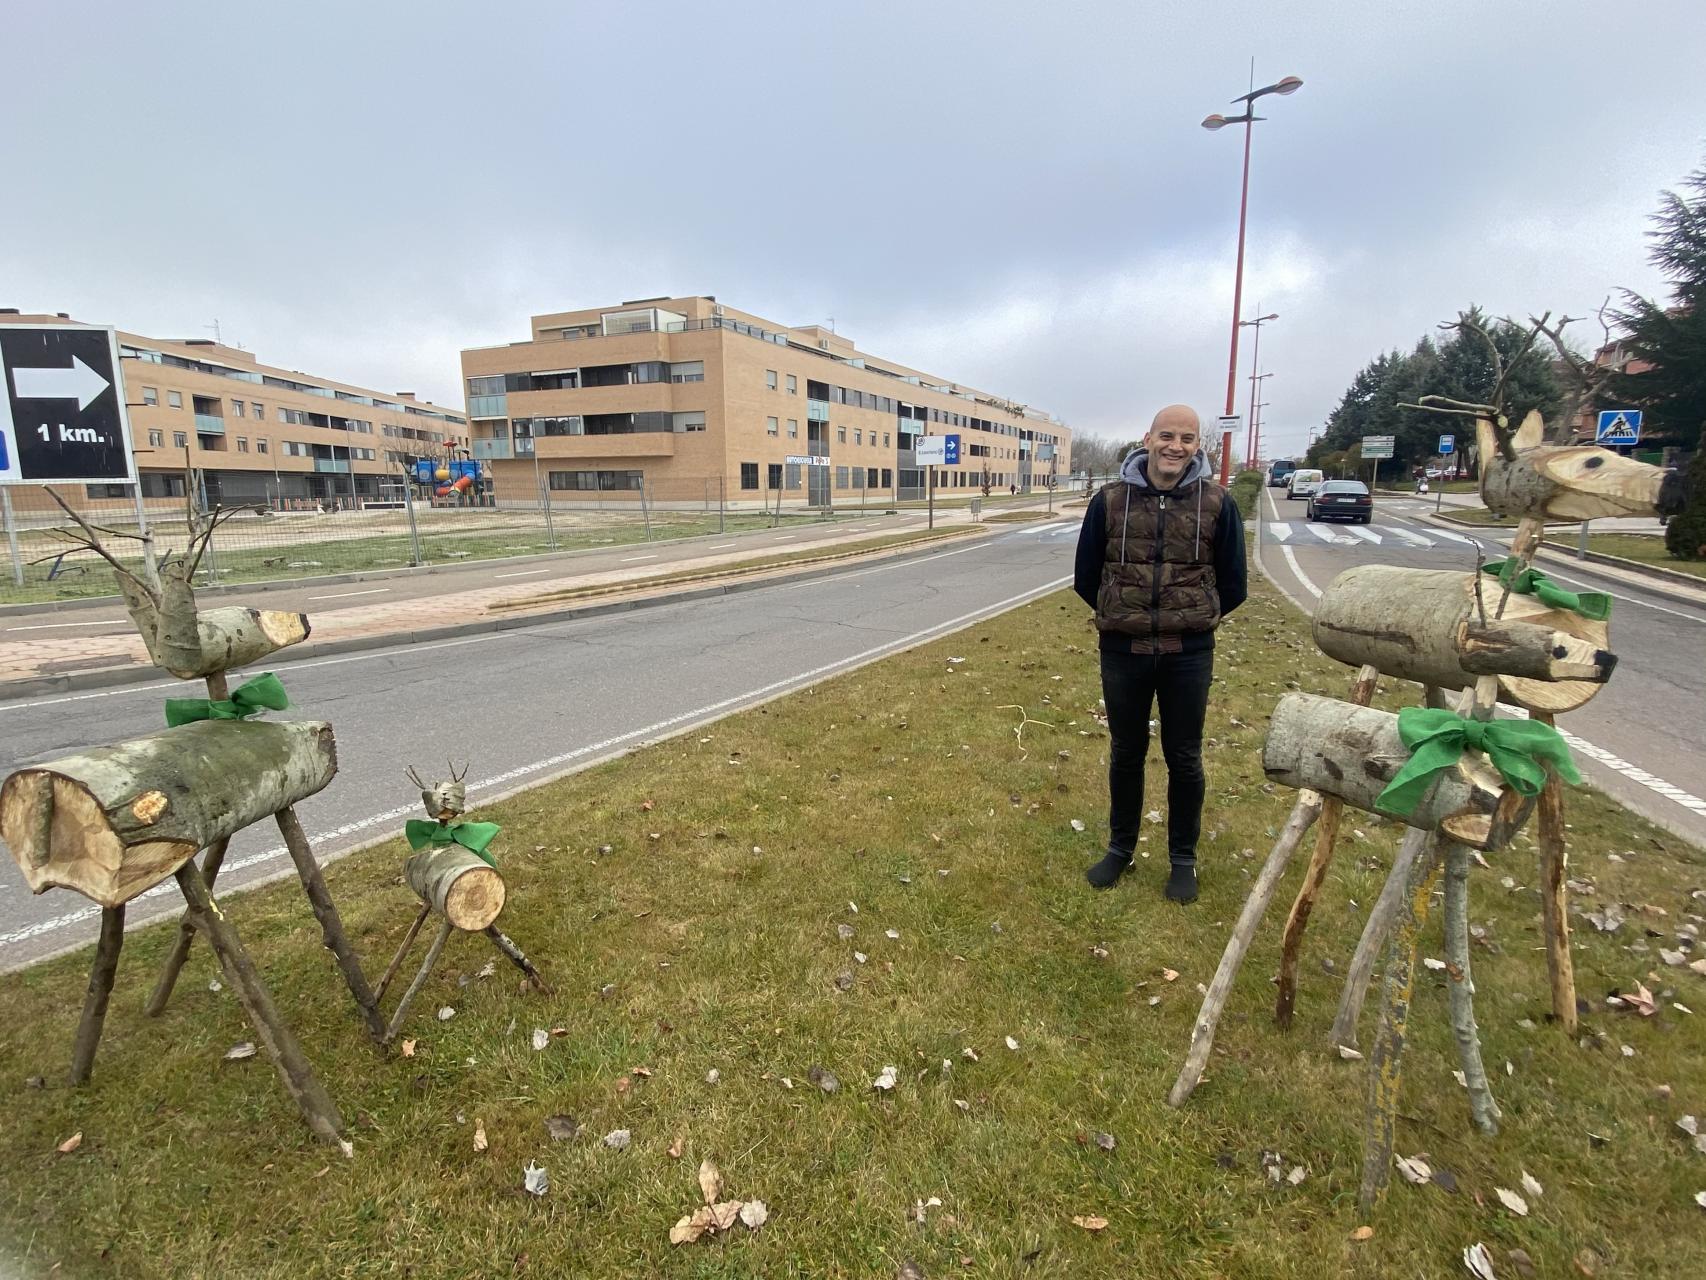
{"left": 1427, "top": 525, "right": 1477, "bottom": 545}
{"left": 5, "top": 619, "right": 126, "bottom": 631}
{"left": 1345, "top": 525, "right": 1383, "bottom": 544}
{"left": 0, "top": 573, "right": 1073, "bottom": 950}
{"left": 1268, "top": 522, "right": 1292, "bottom": 541}
{"left": 620, "top": 554, "right": 659, "bottom": 562}
{"left": 308, "top": 588, "right": 390, "bottom": 601}
{"left": 1280, "top": 545, "right": 1322, "bottom": 597}
{"left": 705, "top": 543, "right": 737, "bottom": 550}
{"left": 1386, "top": 526, "right": 1435, "bottom": 548}
{"left": 494, "top": 568, "right": 551, "bottom": 579}
{"left": 1306, "top": 523, "right": 1353, "bottom": 545}
{"left": 772, "top": 535, "right": 796, "bottom": 542}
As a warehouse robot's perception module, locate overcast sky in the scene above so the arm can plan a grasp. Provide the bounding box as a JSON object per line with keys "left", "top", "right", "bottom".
{"left": 4, "top": 1, "right": 1702, "bottom": 457}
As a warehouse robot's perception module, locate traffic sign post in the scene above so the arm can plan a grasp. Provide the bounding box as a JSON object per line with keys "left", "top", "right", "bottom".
{"left": 1, "top": 324, "right": 136, "bottom": 486}
{"left": 1595, "top": 409, "right": 1642, "bottom": 447}
{"left": 1360, "top": 434, "right": 1394, "bottom": 490}
{"left": 1438, "top": 434, "right": 1454, "bottom": 455}
{"left": 915, "top": 435, "right": 960, "bottom": 529}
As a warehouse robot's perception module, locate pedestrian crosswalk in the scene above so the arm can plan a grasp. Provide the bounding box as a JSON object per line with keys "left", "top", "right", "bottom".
{"left": 1260, "top": 521, "right": 1482, "bottom": 548}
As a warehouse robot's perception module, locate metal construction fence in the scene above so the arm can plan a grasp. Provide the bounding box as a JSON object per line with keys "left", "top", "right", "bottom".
{"left": 0, "top": 472, "right": 1091, "bottom": 606}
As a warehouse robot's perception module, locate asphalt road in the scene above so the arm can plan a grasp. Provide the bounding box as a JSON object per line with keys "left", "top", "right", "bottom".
{"left": 1254, "top": 483, "right": 1706, "bottom": 849}
{"left": 0, "top": 517, "right": 1081, "bottom": 969}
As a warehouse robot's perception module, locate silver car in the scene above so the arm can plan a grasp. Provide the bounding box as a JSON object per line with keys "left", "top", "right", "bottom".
{"left": 1286, "top": 468, "right": 1324, "bottom": 499}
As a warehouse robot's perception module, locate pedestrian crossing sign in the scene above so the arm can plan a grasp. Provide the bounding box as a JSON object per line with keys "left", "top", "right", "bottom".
{"left": 1595, "top": 409, "right": 1642, "bottom": 446}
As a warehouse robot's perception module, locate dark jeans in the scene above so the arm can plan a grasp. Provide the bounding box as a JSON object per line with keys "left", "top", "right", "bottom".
{"left": 1101, "top": 647, "right": 1214, "bottom": 867}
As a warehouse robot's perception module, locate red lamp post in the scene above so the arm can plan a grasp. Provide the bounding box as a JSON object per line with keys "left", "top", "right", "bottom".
{"left": 1203, "top": 74, "right": 1303, "bottom": 485}
{"left": 1247, "top": 369, "right": 1274, "bottom": 466}
{"left": 1240, "top": 312, "right": 1278, "bottom": 466}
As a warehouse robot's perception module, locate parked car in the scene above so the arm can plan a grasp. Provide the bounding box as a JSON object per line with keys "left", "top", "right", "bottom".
{"left": 1267, "top": 459, "right": 1297, "bottom": 487}
{"left": 1306, "top": 479, "right": 1373, "bottom": 523}
{"left": 1285, "top": 468, "right": 1324, "bottom": 499}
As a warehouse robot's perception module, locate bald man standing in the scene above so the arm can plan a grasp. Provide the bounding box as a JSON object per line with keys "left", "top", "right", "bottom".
{"left": 1072, "top": 406, "right": 1247, "bottom": 903}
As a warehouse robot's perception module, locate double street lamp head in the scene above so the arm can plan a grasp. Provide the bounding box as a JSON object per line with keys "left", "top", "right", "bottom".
{"left": 1240, "top": 312, "right": 1280, "bottom": 327}
{"left": 1202, "top": 75, "right": 1303, "bottom": 129}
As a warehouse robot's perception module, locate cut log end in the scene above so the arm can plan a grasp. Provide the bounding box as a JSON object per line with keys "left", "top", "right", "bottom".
{"left": 443, "top": 865, "right": 505, "bottom": 931}
{"left": 406, "top": 846, "right": 506, "bottom": 931}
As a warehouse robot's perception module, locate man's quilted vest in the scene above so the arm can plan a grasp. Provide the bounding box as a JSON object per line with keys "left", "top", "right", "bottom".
{"left": 1096, "top": 476, "right": 1227, "bottom": 651}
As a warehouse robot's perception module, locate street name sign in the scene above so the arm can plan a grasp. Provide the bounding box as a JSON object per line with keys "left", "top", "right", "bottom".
{"left": 0, "top": 324, "right": 135, "bottom": 485}
{"left": 784, "top": 453, "right": 830, "bottom": 467}
{"left": 1438, "top": 434, "right": 1455, "bottom": 455}
{"left": 1595, "top": 409, "right": 1642, "bottom": 446}
{"left": 915, "top": 434, "right": 961, "bottom": 465}
{"left": 1361, "top": 434, "right": 1395, "bottom": 459}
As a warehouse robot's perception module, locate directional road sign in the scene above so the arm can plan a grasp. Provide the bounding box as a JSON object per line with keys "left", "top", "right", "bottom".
{"left": 915, "top": 434, "right": 960, "bottom": 465}
{"left": 1438, "top": 434, "right": 1455, "bottom": 455}
{"left": 0, "top": 324, "right": 135, "bottom": 485}
{"left": 1595, "top": 409, "right": 1642, "bottom": 446}
{"left": 1360, "top": 434, "right": 1395, "bottom": 460}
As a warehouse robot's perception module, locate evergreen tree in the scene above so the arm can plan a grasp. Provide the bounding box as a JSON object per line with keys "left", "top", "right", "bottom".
{"left": 1614, "top": 162, "right": 1706, "bottom": 450}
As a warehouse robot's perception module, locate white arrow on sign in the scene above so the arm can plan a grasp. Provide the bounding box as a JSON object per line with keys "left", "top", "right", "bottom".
{"left": 10, "top": 356, "right": 110, "bottom": 410}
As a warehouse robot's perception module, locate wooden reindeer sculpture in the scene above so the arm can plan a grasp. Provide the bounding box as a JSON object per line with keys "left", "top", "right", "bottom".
{"left": 0, "top": 480, "right": 383, "bottom": 1145}
{"left": 375, "top": 764, "right": 550, "bottom": 1042}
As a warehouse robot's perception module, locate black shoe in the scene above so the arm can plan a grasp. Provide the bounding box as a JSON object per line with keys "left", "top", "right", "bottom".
{"left": 1086, "top": 850, "right": 1133, "bottom": 889}
{"left": 1165, "top": 863, "right": 1198, "bottom": 904}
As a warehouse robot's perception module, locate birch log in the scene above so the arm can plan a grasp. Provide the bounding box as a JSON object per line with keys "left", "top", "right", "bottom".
{"left": 405, "top": 846, "right": 506, "bottom": 931}
{"left": 1443, "top": 841, "right": 1501, "bottom": 1135}
{"left": 1167, "top": 789, "right": 1325, "bottom": 1107}
{"left": 1, "top": 721, "right": 336, "bottom": 907}
{"left": 1533, "top": 711, "right": 1579, "bottom": 1034}
{"left": 1313, "top": 565, "right": 1613, "bottom": 714}
{"left": 1329, "top": 824, "right": 1431, "bottom": 1051}
{"left": 120, "top": 573, "right": 310, "bottom": 679}
{"left": 1262, "top": 694, "right": 1506, "bottom": 839}
{"left": 68, "top": 905, "right": 125, "bottom": 1085}
{"left": 1476, "top": 413, "right": 1686, "bottom": 522}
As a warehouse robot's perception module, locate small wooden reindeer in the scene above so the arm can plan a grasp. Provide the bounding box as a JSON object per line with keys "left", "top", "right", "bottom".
{"left": 375, "top": 763, "right": 551, "bottom": 1041}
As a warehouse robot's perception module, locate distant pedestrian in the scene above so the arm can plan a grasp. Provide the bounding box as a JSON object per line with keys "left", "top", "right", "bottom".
{"left": 1073, "top": 405, "right": 1248, "bottom": 904}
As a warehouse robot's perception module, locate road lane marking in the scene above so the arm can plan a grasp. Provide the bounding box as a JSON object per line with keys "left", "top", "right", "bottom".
{"left": 1280, "top": 545, "right": 1322, "bottom": 597}
{"left": 0, "top": 572, "right": 1073, "bottom": 952}
{"left": 1345, "top": 525, "right": 1383, "bottom": 544}
{"left": 1385, "top": 526, "right": 1435, "bottom": 548}
{"left": 1268, "top": 523, "right": 1292, "bottom": 541}
{"left": 1306, "top": 523, "right": 1355, "bottom": 545}
{"left": 705, "top": 543, "right": 737, "bottom": 550}
{"left": 772, "top": 535, "right": 796, "bottom": 542}
{"left": 308, "top": 588, "right": 390, "bottom": 601}
{"left": 620, "top": 554, "right": 659, "bottom": 562}
{"left": 494, "top": 568, "right": 551, "bottom": 579}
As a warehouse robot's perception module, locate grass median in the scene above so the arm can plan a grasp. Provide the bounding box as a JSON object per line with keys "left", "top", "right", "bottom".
{"left": 3, "top": 564, "right": 1703, "bottom": 1278}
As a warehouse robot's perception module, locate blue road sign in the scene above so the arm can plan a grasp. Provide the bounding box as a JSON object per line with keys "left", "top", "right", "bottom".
{"left": 944, "top": 434, "right": 961, "bottom": 465}
{"left": 1596, "top": 409, "right": 1642, "bottom": 446}
{"left": 1438, "top": 434, "right": 1455, "bottom": 455}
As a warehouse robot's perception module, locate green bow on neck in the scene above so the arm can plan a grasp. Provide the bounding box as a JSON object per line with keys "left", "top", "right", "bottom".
{"left": 1375, "top": 706, "right": 1581, "bottom": 820}
{"left": 1481, "top": 557, "right": 1611, "bottom": 621}
{"left": 165, "top": 672, "right": 291, "bottom": 728}
{"left": 405, "top": 819, "right": 501, "bottom": 867}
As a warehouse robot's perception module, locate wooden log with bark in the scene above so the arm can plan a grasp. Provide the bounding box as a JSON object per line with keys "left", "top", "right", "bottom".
{"left": 126, "top": 594, "right": 311, "bottom": 681}
{"left": 1261, "top": 694, "right": 1508, "bottom": 843}
{"left": 1, "top": 721, "right": 337, "bottom": 908}
{"left": 1329, "top": 824, "right": 1432, "bottom": 1052}
{"left": 1443, "top": 841, "right": 1501, "bottom": 1135}
{"left": 68, "top": 905, "right": 125, "bottom": 1085}
{"left": 1313, "top": 565, "right": 1613, "bottom": 715}
{"left": 1476, "top": 411, "right": 1687, "bottom": 522}
{"left": 405, "top": 845, "right": 507, "bottom": 932}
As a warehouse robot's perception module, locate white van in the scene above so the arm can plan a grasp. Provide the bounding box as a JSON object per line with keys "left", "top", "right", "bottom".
{"left": 1286, "top": 468, "right": 1324, "bottom": 500}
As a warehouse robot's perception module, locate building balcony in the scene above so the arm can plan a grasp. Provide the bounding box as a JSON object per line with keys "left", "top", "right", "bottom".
{"left": 194, "top": 413, "right": 225, "bottom": 435}
{"left": 534, "top": 432, "right": 676, "bottom": 460}
{"left": 471, "top": 438, "right": 513, "bottom": 460}
{"left": 314, "top": 458, "right": 352, "bottom": 474}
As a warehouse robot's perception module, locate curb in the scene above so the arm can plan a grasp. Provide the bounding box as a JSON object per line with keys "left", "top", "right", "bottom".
{"left": 1416, "top": 513, "right": 1706, "bottom": 597}
{"left": 0, "top": 526, "right": 997, "bottom": 702}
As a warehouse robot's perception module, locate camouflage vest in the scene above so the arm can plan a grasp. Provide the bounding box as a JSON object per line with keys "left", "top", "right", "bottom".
{"left": 1096, "top": 476, "right": 1226, "bottom": 651}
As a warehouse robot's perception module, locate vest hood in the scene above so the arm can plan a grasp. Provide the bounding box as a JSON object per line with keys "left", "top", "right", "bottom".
{"left": 1120, "top": 448, "right": 1213, "bottom": 491}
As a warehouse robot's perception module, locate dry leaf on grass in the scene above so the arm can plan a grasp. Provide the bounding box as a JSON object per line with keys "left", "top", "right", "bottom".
{"left": 603, "top": 1129, "right": 631, "bottom": 1151}
{"left": 873, "top": 1065, "right": 898, "bottom": 1091}
{"left": 472, "top": 1120, "right": 488, "bottom": 1153}
{"left": 705, "top": 1068, "right": 721, "bottom": 1085}
{"left": 1351, "top": 1226, "right": 1375, "bottom": 1241}
{"left": 1005, "top": 1035, "right": 1021, "bottom": 1051}
{"left": 837, "top": 923, "right": 855, "bottom": 940}
{"left": 1161, "top": 968, "right": 1179, "bottom": 982}
{"left": 1094, "top": 1132, "right": 1116, "bottom": 1152}
{"left": 667, "top": 1135, "right": 684, "bottom": 1160}
{"left": 55, "top": 1132, "right": 82, "bottom": 1155}
{"left": 740, "top": 1200, "right": 769, "bottom": 1230}
{"left": 223, "top": 1042, "right": 257, "bottom": 1061}
{"left": 1286, "top": 1166, "right": 1308, "bottom": 1186}
{"left": 544, "top": 1115, "right": 579, "bottom": 1142}
{"left": 436, "top": 1006, "right": 455, "bottom": 1022}
{"left": 1395, "top": 1154, "right": 1432, "bottom": 1184}
{"left": 808, "top": 1065, "right": 840, "bottom": 1094}
{"left": 531, "top": 1028, "right": 550, "bottom": 1052}
{"left": 1494, "top": 1186, "right": 1529, "bottom": 1217}
{"left": 1070, "top": 819, "right": 1086, "bottom": 832}
{"left": 710, "top": 1200, "right": 741, "bottom": 1231}
{"left": 1520, "top": 1171, "right": 1543, "bottom": 1199}
{"left": 1071, "top": 1215, "right": 1109, "bottom": 1232}
{"left": 962, "top": 1047, "right": 980, "bottom": 1062}
{"left": 698, "top": 1158, "right": 723, "bottom": 1205}
{"left": 1337, "top": 1044, "right": 1364, "bottom": 1061}
{"left": 1463, "top": 1242, "right": 1496, "bottom": 1279}
{"left": 896, "top": 1261, "right": 926, "bottom": 1280}
{"left": 522, "top": 1162, "right": 549, "bottom": 1196}
{"left": 400, "top": 1039, "right": 416, "bottom": 1058}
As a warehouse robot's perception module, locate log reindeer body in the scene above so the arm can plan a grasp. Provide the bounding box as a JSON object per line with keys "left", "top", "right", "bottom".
{"left": 1477, "top": 412, "right": 1687, "bottom": 522}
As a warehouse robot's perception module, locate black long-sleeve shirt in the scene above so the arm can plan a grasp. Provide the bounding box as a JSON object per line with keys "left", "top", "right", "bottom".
{"left": 1073, "top": 486, "right": 1247, "bottom": 650}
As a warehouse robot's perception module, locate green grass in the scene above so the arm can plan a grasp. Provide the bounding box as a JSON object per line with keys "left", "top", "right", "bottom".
{"left": 1436, "top": 508, "right": 1575, "bottom": 529}
{"left": 1583, "top": 533, "right": 1706, "bottom": 579}
{"left": 3, "top": 567, "right": 1702, "bottom": 1277}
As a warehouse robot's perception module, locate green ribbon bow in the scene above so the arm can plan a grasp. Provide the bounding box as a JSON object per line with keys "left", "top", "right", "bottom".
{"left": 165, "top": 672, "right": 291, "bottom": 728}
{"left": 405, "top": 819, "right": 501, "bottom": 868}
{"left": 1375, "top": 707, "right": 1581, "bottom": 820}
{"left": 1481, "top": 557, "right": 1611, "bottom": 621}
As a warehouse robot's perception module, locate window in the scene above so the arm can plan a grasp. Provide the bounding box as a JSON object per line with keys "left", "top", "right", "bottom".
{"left": 173, "top": 431, "right": 188, "bottom": 448}
{"left": 232, "top": 399, "right": 245, "bottom": 418}
{"left": 768, "top": 463, "right": 783, "bottom": 490}
{"left": 168, "top": 391, "right": 183, "bottom": 408}
{"left": 256, "top": 438, "right": 269, "bottom": 454}
{"left": 237, "top": 437, "right": 249, "bottom": 453}
{"left": 253, "top": 403, "right": 264, "bottom": 421}
{"left": 142, "top": 386, "right": 158, "bottom": 406}
{"left": 867, "top": 468, "right": 879, "bottom": 487}
{"left": 837, "top": 426, "right": 846, "bottom": 444}
{"left": 835, "top": 466, "right": 849, "bottom": 489}
{"left": 672, "top": 412, "right": 706, "bottom": 433}
{"left": 787, "top": 419, "right": 798, "bottom": 438}
{"left": 854, "top": 429, "right": 862, "bottom": 446}
{"left": 147, "top": 429, "right": 163, "bottom": 448}
{"left": 741, "top": 462, "right": 759, "bottom": 491}
{"left": 882, "top": 468, "right": 892, "bottom": 488}
{"left": 669, "top": 361, "right": 705, "bottom": 383}
{"left": 765, "top": 370, "right": 778, "bottom": 391}
{"left": 767, "top": 416, "right": 779, "bottom": 436}
{"left": 786, "top": 374, "right": 797, "bottom": 394}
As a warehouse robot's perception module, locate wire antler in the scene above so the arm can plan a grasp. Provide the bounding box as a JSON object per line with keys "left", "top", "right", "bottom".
{"left": 404, "top": 765, "right": 428, "bottom": 790}
{"left": 449, "top": 760, "right": 468, "bottom": 783}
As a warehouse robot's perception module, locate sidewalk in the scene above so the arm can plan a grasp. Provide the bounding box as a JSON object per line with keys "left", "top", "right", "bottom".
{"left": 0, "top": 499, "right": 1073, "bottom": 698}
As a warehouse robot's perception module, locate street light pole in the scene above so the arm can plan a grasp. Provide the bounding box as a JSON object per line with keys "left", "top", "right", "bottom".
{"left": 1247, "top": 371, "right": 1273, "bottom": 465}
{"left": 1240, "top": 311, "right": 1278, "bottom": 466}
{"left": 1203, "top": 73, "right": 1303, "bottom": 486}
